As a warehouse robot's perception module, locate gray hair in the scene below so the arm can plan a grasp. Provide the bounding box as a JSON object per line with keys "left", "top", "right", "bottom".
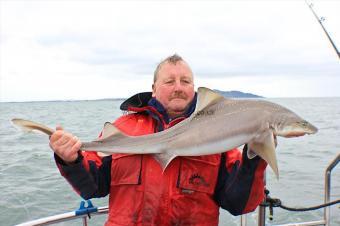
{"left": 153, "top": 54, "right": 184, "bottom": 83}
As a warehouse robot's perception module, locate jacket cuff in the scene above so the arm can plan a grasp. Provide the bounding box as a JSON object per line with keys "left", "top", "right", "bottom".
{"left": 54, "top": 152, "right": 82, "bottom": 166}
{"left": 54, "top": 152, "right": 98, "bottom": 199}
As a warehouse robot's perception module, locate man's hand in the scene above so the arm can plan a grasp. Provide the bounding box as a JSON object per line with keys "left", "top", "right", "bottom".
{"left": 49, "top": 125, "right": 82, "bottom": 164}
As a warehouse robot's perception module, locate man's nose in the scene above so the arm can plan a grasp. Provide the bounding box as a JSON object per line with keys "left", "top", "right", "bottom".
{"left": 173, "top": 80, "right": 183, "bottom": 91}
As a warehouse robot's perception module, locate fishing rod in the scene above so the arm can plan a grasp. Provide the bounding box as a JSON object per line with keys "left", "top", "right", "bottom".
{"left": 305, "top": 0, "right": 340, "bottom": 60}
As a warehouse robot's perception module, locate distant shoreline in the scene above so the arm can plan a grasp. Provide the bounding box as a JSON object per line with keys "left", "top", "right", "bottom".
{"left": 2, "top": 93, "right": 340, "bottom": 103}
{"left": 0, "top": 98, "right": 127, "bottom": 104}
{"left": 1, "top": 90, "right": 263, "bottom": 103}
{"left": 214, "top": 89, "right": 263, "bottom": 98}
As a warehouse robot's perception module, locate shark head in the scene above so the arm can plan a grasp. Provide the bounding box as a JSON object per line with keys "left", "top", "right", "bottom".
{"left": 272, "top": 113, "right": 318, "bottom": 138}
{"left": 277, "top": 120, "right": 318, "bottom": 137}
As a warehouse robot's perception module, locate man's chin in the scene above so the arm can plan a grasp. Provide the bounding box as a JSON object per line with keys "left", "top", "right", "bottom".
{"left": 169, "top": 102, "right": 188, "bottom": 111}
{"left": 167, "top": 104, "right": 189, "bottom": 117}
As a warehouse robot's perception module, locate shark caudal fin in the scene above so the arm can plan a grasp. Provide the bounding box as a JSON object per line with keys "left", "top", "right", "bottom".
{"left": 248, "top": 130, "right": 279, "bottom": 179}
{"left": 11, "top": 118, "right": 55, "bottom": 136}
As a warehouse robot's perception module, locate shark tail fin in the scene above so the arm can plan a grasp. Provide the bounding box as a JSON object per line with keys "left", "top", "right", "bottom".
{"left": 11, "top": 118, "right": 55, "bottom": 136}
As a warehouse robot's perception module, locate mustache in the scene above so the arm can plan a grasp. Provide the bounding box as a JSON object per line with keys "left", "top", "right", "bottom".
{"left": 169, "top": 91, "right": 188, "bottom": 100}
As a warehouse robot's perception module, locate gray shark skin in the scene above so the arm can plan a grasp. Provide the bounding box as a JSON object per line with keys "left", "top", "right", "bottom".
{"left": 11, "top": 87, "right": 318, "bottom": 178}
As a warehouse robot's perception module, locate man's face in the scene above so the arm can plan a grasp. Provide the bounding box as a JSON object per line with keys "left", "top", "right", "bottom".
{"left": 152, "top": 61, "right": 195, "bottom": 118}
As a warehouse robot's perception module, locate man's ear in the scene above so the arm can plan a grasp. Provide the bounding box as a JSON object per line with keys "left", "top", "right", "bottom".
{"left": 152, "top": 84, "right": 156, "bottom": 97}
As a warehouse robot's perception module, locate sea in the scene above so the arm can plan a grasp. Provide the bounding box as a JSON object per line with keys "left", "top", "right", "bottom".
{"left": 0, "top": 98, "right": 339, "bottom": 226}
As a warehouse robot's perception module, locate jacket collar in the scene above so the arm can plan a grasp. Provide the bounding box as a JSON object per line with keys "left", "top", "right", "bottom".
{"left": 120, "top": 92, "right": 152, "bottom": 111}
{"left": 148, "top": 94, "right": 197, "bottom": 124}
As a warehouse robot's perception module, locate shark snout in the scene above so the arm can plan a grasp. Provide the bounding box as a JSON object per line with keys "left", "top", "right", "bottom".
{"left": 299, "top": 120, "right": 318, "bottom": 134}
{"left": 276, "top": 120, "right": 318, "bottom": 138}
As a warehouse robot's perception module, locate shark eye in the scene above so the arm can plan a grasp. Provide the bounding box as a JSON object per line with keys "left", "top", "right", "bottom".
{"left": 301, "top": 121, "right": 308, "bottom": 127}
{"left": 276, "top": 121, "right": 282, "bottom": 128}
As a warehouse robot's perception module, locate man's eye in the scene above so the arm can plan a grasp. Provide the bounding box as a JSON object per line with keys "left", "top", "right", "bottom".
{"left": 165, "top": 80, "right": 174, "bottom": 84}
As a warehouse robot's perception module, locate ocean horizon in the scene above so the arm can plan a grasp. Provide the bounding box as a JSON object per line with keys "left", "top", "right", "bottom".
{"left": 2, "top": 96, "right": 340, "bottom": 104}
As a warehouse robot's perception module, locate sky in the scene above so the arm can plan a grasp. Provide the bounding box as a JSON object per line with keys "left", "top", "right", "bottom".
{"left": 0, "top": 0, "right": 339, "bottom": 102}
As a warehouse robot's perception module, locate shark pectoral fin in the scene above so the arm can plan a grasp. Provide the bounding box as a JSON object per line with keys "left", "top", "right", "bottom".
{"left": 153, "top": 153, "right": 176, "bottom": 172}
{"left": 97, "top": 152, "right": 110, "bottom": 157}
{"left": 247, "top": 149, "right": 257, "bottom": 159}
{"left": 249, "top": 131, "right": 279, "bottom": 179}
{"left": 96, "top": 122, "right": 126, "bottom": 141}
{"left": 195, "top": 87, "right": 225, "bottom": 113}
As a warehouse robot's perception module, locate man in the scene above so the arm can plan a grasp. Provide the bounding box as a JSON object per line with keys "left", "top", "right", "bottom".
{"left": 50, "top": 54, "right": 267, "bottom": 226}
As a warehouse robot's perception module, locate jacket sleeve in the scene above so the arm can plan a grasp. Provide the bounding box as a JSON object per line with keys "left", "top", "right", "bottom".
{"left": 213, "top": 145, "right": 267, "bottom": 215}
{"left": 54, "top": 115, "right": 141, "bottom": 200}
{"left": 55, "top": 150, "right": 112, "bottom": 200}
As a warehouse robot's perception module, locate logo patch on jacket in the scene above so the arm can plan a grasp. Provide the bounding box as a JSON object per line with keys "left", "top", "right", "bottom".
{"left": 189, "top": 173, "right": 209, "bottom": 187}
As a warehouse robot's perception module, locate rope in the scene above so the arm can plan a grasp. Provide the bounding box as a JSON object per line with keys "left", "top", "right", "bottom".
{"left": 260, "top": 189, "right": 340, "bottom": 220}
{"left": 279, "top": 199, "right": 340, "bottom": 212}
{"left": 262, "top": 197, "right": 340, "bottom": 212}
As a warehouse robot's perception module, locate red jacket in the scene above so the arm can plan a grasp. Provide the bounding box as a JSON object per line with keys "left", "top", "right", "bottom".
{"left": 55, "top": 92, "right": 267, "bottom": 226}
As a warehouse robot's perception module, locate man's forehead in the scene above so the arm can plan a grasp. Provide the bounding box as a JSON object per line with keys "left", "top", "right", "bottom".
{"left": 161, "top": 74, "right": 193, "bottom": 80}
{"left": 159, "top": 61, "right": 193, "bottom": 76}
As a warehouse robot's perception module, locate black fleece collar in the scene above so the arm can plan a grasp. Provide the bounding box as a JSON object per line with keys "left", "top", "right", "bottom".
{"left": 148, "top": 94, "right": 197, "bottom": 124}
{"left": 120, "top": 92, "right": 152, "bottom": 111}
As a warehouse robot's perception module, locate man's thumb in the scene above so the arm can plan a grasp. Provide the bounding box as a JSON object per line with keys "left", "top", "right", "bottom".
{"left": 56, "top": 125, "right": 64, "bottom": 131}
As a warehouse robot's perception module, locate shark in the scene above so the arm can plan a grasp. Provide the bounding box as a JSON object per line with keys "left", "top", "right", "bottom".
{"left": 11, "top": 87, "right": 318, "bottom": 178}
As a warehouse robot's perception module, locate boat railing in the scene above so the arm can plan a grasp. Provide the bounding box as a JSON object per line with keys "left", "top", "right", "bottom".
{"left": 15, "top": 204, "right": 109, "bottom": 226}
{"left": 252, "top": 152, "right": 339, "bottom": 226}
{"left": 16, "top": 153, "right": 339, "bottom": 226}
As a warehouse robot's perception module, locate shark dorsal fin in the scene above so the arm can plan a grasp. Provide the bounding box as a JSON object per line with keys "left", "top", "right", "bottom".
{"left": 195, "top": 87, "right": 225, "bottom": 113}
{"left": 97, "top": 122, "right": 124, "bottom": 141}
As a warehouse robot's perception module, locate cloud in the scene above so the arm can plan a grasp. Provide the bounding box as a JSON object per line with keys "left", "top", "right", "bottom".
{"left": 1, "top": 0, "right": 339, "bottom": 102}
